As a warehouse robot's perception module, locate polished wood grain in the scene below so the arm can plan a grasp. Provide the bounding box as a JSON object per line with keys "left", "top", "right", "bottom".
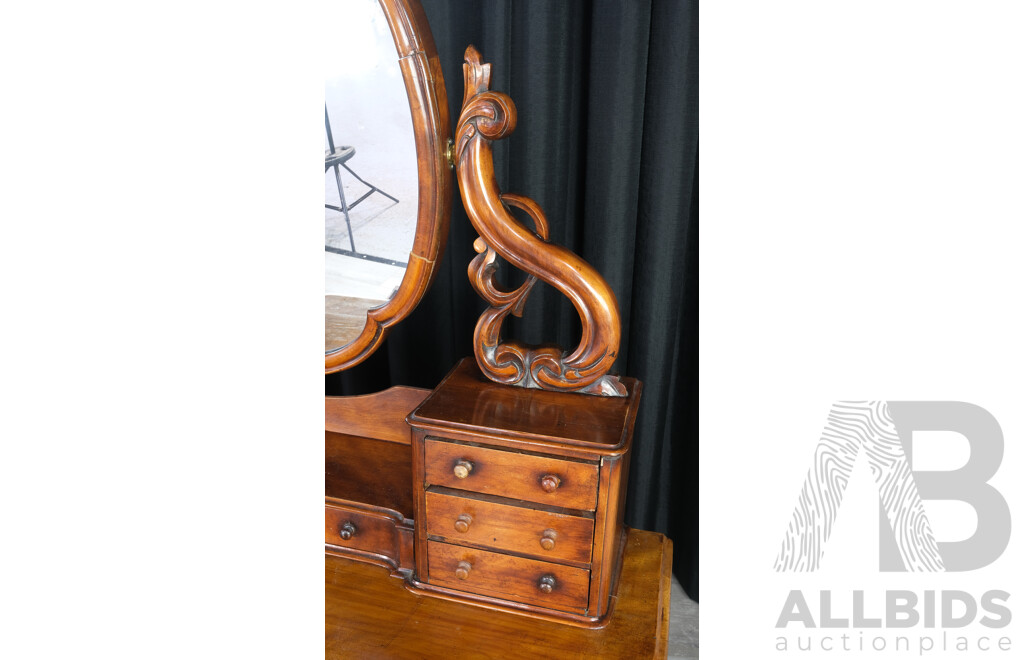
{"left": 590, "top": 449, "right": 630, "bottom": 616}
{"left": 326, "top": 386, "right": 428, "bottom": 444}
{"left": 323, "top": 2, "right": 666, "bottom": 640}
{"left": 424, "top": 489, "right": 595, "bottom": 564}
{"left": 325, "top": 0, "right": 452, "bottom": 373}
{"left": 325, "top": 501, "right": 411, "bottom": 571}
{"left": 409, "top": 359, "right": 641, "bottom": 454}
{"left": 408, "top": 358, "right": 641, "bottom": 623}
{"left": 324, "top": 387, "right": 427, "bottom": 570}
{"left": 423, "top": 438, "right": 600, "bottom": 510}
{"left": 426, "top": 540, "right": 591, "bottom": 613}
{"left": 326, "top": 432, "right": 414, "bottom": 517}
{"left": 325, "top": 528, "right": 672, "bottom": 658}
{"left": 455, "top": 45, "right": 625, "bottom": 396}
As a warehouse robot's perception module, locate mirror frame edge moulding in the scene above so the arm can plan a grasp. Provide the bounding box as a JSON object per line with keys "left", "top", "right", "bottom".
{"left": 325, "top": 0, "right": 452, "bottom": 374}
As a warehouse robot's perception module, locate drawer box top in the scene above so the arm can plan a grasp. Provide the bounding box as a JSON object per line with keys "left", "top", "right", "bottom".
{"left": 409, "top": 358, "right": 642, "bottom": 453}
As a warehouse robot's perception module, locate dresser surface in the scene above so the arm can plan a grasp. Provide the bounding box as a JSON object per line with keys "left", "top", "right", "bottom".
{"left": 325, "top": 527, "right": 672, "bottom": 659}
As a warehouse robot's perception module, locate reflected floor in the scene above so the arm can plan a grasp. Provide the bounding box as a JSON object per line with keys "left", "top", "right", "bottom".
{"left": 325, "top": 251, "right": 404, "bottom": 300}
{"left": 325, "top": 239, "right": 403, "bottom": 354}
{"left": 325, "top": 295, "right": 387, "bottom": 352}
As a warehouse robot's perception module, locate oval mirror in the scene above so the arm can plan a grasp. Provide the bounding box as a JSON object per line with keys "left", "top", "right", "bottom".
{"left": 324, "top": 0, "right": 450, "bottom": 373}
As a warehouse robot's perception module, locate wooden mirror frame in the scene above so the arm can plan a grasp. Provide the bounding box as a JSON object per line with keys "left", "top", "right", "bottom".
{"left": 325, "top": 0, "right": 452, "bottom": 374}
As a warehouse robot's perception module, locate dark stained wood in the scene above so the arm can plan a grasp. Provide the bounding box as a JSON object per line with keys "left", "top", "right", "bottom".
{"left": 322, "top": 8, "right": 667, "bottom": 642}
{"left": 410, "top": 416, "right": 431, "bottom": 583}
{"left": 326, "top": 386, "right": 428, "bottom": 443}
{"left": 325, "top": 501, "right": 411, "bottom": 572}
{"left": 324, "top": 388, "right": 425, "bottom": 570}
{"left": 425, "top": 489, "right": 595, "bottom": 565}
{"left": 590, "top": 452, "right": 630, "bottom": 617}
{"left": 423, "top": 437, "right": 600, "bottom": 510}
{"left": 325, "top": 0, "right": 452, "bottom": 373}
{"left": 408, "top": 360, "right": 641, "bottom": 623}
{"left": 325, "top": 528, "right": 672, "bottom": 658}
{"left": 409, "top": 358, "right": 642, "bottom": 454}
{"left": 326, "top": 432, "right": 414, "bottom": 517}
{"left": 426, "top": 540, "right": 591, "bottom": 613}
{"left": 455, "top": 45, "right": 625, "bottom": 396}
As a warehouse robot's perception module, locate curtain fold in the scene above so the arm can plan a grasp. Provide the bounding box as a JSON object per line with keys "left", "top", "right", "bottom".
{"left": 328, "top": 0, "right": 698, "bottom": 601}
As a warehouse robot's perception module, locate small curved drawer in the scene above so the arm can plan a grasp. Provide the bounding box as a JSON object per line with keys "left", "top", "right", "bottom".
{"left": 425, "top": 490, "right": 594, "bottom": 564}
{"left": 427, "top": 540, "right": 591, "bottom": 613}
{"left": 424, "top": 438, "right": 599, "bottom": 510}
{"left": 325, "top": 503, "right": 402, "bottom": 566}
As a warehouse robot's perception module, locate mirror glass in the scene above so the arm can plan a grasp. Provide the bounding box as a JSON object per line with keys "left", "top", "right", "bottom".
{"left": 325, "top": 0, "right": 419, "bottom": 354}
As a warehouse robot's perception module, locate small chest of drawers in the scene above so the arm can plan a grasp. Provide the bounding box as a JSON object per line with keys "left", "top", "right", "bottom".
{"left": 407, "top": 358, "right": 642, "bottom": 625}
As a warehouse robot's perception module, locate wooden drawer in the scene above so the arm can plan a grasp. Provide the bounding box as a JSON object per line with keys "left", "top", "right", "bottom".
{"left": 424, "top": 438, "right": 599, "bottom": 510}
{"left": 425, "top": 490, "right": 594, "bottom": 564}
{"left": 325, "top": 504, "right": 400, "bottom": 559}
{"left": 427, "top": 540, "right": 591, "bottom": 613}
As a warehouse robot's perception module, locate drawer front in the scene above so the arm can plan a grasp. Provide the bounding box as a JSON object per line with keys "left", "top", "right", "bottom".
{"left": 424, "top": 438, "right": 599, "bottom": 510}
{"left": 325, "top": 505, "right": 400, "bottom": 560}
{"left": 427, "top": 540, "right": 591, "bottom": 612}
{"left": 425, "top": 490, "right": 594, "bottom": 564}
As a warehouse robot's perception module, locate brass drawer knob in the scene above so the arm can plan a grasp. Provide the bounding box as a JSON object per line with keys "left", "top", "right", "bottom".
{"left": 540, "top": 474, "right": 561, "bottom": 493}
{"left": 455, "top": 561, "right": 472, "bottom": 580}
{"left": 454, "top": 513, "right": 473, "bottom": 533}
{"left": 339, "top": 522, "right": 356, "bottom": 541}
{"left": 540, "top": 529, "right": 557, "bottom": 551}
{"left": 538, "top": 574, "right": 556, "bottom": 593}
{"left": 453, "top": 459, "right": 474, "bottom": 479}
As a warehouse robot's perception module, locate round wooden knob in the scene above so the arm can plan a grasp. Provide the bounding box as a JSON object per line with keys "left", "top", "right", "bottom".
{"left": 455, "top": 561, "right": 472, "bottom": 580}
{"left": 538, "top": 574, "right": 556, "bottom": 593}
{"left": 454, "top": 513, "right": 473, "bottom": 533}
{"left": 339, "top": 522, "right": 356, "bottom": 541}
{"left": 540, "top": 474, "right": 561, "bottom": 493}
{"left": 453, "top": 459, "right": 474, "bottom": 479}
{"left": 540, "top": 529, "right": 557, "bottom": 551}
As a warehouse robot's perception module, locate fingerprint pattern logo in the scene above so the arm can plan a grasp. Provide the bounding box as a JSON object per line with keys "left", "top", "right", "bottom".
{"left": 774, "top": 401, "right": 945, "bottom": 572}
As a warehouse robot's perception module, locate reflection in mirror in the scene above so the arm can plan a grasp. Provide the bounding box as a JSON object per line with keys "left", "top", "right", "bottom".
{"left": 325, "top": 0, "right": 419, "bottom": 353}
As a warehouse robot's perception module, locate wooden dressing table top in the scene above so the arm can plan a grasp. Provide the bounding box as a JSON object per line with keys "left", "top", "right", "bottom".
{"left": 326, "top": 527, "right": 672, "bottom": 659}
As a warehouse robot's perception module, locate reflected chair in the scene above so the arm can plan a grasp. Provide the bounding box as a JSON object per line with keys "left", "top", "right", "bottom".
{"left": 325, "top": 106, "right": 399, "bottom": 256}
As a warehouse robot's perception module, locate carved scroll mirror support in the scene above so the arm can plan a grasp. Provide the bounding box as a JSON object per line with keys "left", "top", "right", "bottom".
{"left": 455, "top": 46, "right": 626, "bottom": 397}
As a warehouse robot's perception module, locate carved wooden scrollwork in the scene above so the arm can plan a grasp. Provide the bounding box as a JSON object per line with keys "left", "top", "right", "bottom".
{"left": 455, "top": 46, "right": 626, "bottom": 397}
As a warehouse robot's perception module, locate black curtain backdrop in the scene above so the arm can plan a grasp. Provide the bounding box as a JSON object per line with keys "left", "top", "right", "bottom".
{"left": 326, "top": 0, "right": 698, "bottom": 601}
